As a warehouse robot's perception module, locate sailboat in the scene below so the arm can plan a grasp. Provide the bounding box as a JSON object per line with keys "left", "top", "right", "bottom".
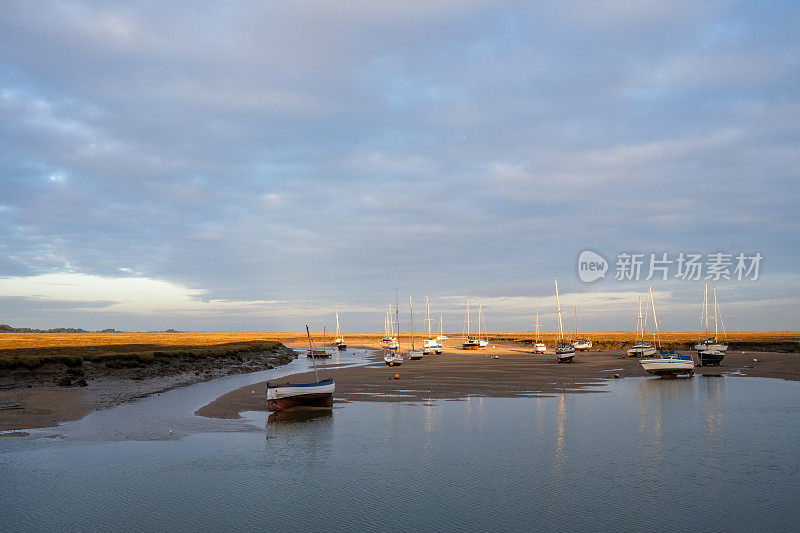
{"left": 307, "top": 325, "right": 331, "bottom": 358}
{"left": 640, "top": 287, "right": 695, "bottom": 377}
{"left": 334, "top": 312, "right": 346, "bottom": 351}
{"left": 267, "top": 325, "right": 335, "bottom": 411}
{"left": 554, "top": 277, "right": 575, "bottom": 363}
{"left": 436, "top": 314, "right": 448, "bottom": 341}
{"left": 695, "top": 282, "right": 727, "bottom": 366}
{"left": 381, "top": 304, "right": 399, "bottom": 351}
{"left": 477, "top": 304, "right": 489, "bottom": 347}
{"left": 627, "top": 297, "right": 657, "bottom": 357}
{"left": 384, "top": 290, "right": 404, "bottom": 366}
{"left": 462, "top": 300, "right": 481, "bottom": 349}
{"left": 423, "top": 297, "right": 443, "bottom": 355}
{"left": 533, "top": 306, "right": 546, "bottom": 353}
{"left": 407, "top": 293, "right": 424, "bottom": 360}
{"left": 573, "top": 306, "right": 592, "bottom": 350}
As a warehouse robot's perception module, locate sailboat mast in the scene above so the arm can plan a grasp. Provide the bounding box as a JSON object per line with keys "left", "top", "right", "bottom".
{"left": 426, "top": 297, "right": 432, "bottom": 339}
{"left": 555, "top": 277, "right": 564, "bottom": 341}
{"left": 535, "top": 306, "right": 540, "bottom": 342}
{"left": 713, "top": 286, "right": 719, "bottom": 341}
{"left": 649, "top": 286, "right": 661, "bottom": 348}
{"left": 637, "top": 297, "right": 643, "bottom": 340}
{"left": 336, "top": 312, "right": 341, "bottom": 337}
{"left": 466, "top": 300, "right": 471, "bottom": 338}
{"left": 306, "top": 325, "right": 320, "bottom": 382}
{"left": 409, "top": 292, "right": 414, "bottom": 349}
{"left": 704, "top": 282, "right": 709, "bottom": 337}
{"left": 574, "top": 305, "right": 578, "bottom": 341}
{"left": 395, "top": 289, "right": 400, "bottom": 346}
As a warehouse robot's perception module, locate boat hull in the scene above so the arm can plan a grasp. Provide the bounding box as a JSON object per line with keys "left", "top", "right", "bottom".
{"left": 266, "top": 379, "right": 335, "bottom": 412}
{"left": 698, "top": 350, "right": 725, "bottom": 366}
{"left": 640, "top": 359, "right": 695, "bottom": 376}
{"left": 336, "top": 343, "right": 347, "bottom": 351}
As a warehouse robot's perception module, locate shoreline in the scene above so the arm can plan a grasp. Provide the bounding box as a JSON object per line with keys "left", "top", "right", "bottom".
{"left": 195, "top": 338, "right": 800, "bottom": 419}
{"left": 2, "top": 334, "right": 799, "bottom": 433}
{"left": 0, "top": 342, "right": 297, "bottom": 432}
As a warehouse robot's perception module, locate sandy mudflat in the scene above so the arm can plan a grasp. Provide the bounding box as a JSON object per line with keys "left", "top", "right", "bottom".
{"left": 195, "top": 338, "right": 800, "bottom": 419}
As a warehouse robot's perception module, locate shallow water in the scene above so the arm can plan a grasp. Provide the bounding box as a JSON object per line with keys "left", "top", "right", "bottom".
{"left": 1, "top": 367, "right": 799, "bottom": 532}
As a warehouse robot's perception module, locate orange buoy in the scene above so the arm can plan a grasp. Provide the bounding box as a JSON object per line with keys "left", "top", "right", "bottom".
{"left": 394, "top": 374, "right": 400, "bottom": 379}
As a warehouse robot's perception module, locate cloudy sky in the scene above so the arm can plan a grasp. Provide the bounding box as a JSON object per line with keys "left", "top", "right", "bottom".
{"left": 1, "top": 1, "right": 798, "bottom": 333}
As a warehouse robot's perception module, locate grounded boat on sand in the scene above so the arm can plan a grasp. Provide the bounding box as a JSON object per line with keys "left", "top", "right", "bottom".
{"left": 554, "top": 277, "right": 575, "bottom": 363}
{"left": 334, "top": 312, "right": 346, "bottom": 351}
{"left": 696, "top": 283, "right": 728, "bottom": 366}
{"left": 462, "top": 300, "right": 481, "bottom": 350}
{"left": 384, "top": 290, "right": 404, "bottom": 366}
{"left": 422, "top": 297, "right": 443, "bottom": 355}
{"left": 639, "top": 287, "right": 695, "bottom": 377}
{"left": 407, "top": 292, "right": 423, "bottom": 360}
{"left": 573, "top": 306, "right": 592, "bottom": 350}
{"left": 267, "top": 326, "right": 334, "bottom": 411}
{"left": 627, "top": 297, "right": 656, "bottom": 357}
{"left": 533, "top": 306, "right": 546, "bottom": 353}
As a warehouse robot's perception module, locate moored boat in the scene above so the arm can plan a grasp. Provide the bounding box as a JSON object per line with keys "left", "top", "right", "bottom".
{"left": 627, "top": 297, "right": 655, "bottom": 357}
{"left": 696, "top": 283, "right": 728, "bottom": 365}
{"left": 639, "top": 287, "right": 695, "bottom": 377}
{"left": 533, "top": 306, "right": 546, "bottom": 353}
{"left": 462, "top": 300, "right": 482, "bottom": 350}
{"left": 640, "top": 351, "right": 695, "bottom": 377}
{"left": 268, "top": 326, "right": 335, "bottom": 411}
{"left": 422, "top": 297, "right": 443, "bottom": 355}
{"left": 554, "top": 277, "right": 575, "bottom": 363}
{"left": 334, "top": 312, "right": 346, "bottom": 351}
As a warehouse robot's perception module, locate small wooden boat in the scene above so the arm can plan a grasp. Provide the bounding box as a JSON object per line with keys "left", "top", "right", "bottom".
{"left": 268, "top": 326, "right": 334, "bottom": 411}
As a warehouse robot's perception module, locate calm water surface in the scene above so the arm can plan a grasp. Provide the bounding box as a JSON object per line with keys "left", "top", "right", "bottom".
{"left": 2, "top": 357, "right": 799, "bottom": 532}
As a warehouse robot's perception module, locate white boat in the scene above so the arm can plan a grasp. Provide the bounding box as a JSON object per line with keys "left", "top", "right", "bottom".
{"left": 267, "top": 326, "right": 334, "bottom": 411}
{"left": 334, "top": 312, "right": 346, "bottom": 351}
{"left": 627, "top": 297, "right": 656, "bottom": 357}
{"left": 640, "top": 354, "right": 695, "bottom": 376}
{"left": 573, "top": 306, "right": 592, "bottom": 350}
{"left": 407, "top": 292, "right": 423, "bottom": 360}
{"left": 639, "top": 286, "right": 695, "bottom": 377}
{"left": 696, "top": 283, "right": 728, "bottom": 365}
{"left": 384, "top": 351, "right": 403, "bottom": 366}
{"left": 477, "top": 304, "right": 489, "bottom": 347}
{"left": 384, "top": 291, "right": 404, "bottom": 365}
{"left": 554, "top": 277, "right": 575, "bottom": 363}
{"left": 462, "top": 300, "right": 481, "bottom": 349}
{"left": 533, "top": 306, "right": 546, "bottom": 353}
{"left": 380, "top": 304, "right": 399, "bottom": 351}
{"left": 422, "top": 297, "right": 443, "bottom": 355}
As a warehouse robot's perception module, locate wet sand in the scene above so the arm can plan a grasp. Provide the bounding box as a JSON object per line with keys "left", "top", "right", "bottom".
{"left": 196, "top": 339, "right": 800, "bottom": 419}
{"left": 0, "top": 344, "right": 296, "bottom": 431}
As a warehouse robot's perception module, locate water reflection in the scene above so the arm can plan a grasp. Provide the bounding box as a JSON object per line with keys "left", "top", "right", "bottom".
{"left": 267, "top": 407, "right": 333, "bottom": 424}
{"left": 554, "top": 393, "right": 567, "bottom": 475}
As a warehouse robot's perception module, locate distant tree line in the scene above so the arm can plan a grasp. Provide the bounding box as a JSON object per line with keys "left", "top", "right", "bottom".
{"left": 0, "top": 324, "right": 123, "bottom": 333}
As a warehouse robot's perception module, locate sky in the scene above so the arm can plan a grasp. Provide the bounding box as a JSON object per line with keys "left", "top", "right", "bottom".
{"left": 1, "top": 1, "right": 799, "bottom": 333}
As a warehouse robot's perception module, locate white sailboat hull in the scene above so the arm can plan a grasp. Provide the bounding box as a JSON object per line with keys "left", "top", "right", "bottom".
{"left": 640, "top": 358, "right": 695, "bottom": 376}
{"left": 384, "top": 353, "right": 403, "bottom": 366}
{"left": 533, "top": 343, "right": 546, "bottom": 353}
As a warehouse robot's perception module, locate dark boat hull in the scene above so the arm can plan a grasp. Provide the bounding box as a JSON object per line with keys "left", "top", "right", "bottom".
{"left": 699, "top": 352, "right": 725, "bottom": 366}
{"left": 266, "top": 393, "right": 333, "bottom": 411}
